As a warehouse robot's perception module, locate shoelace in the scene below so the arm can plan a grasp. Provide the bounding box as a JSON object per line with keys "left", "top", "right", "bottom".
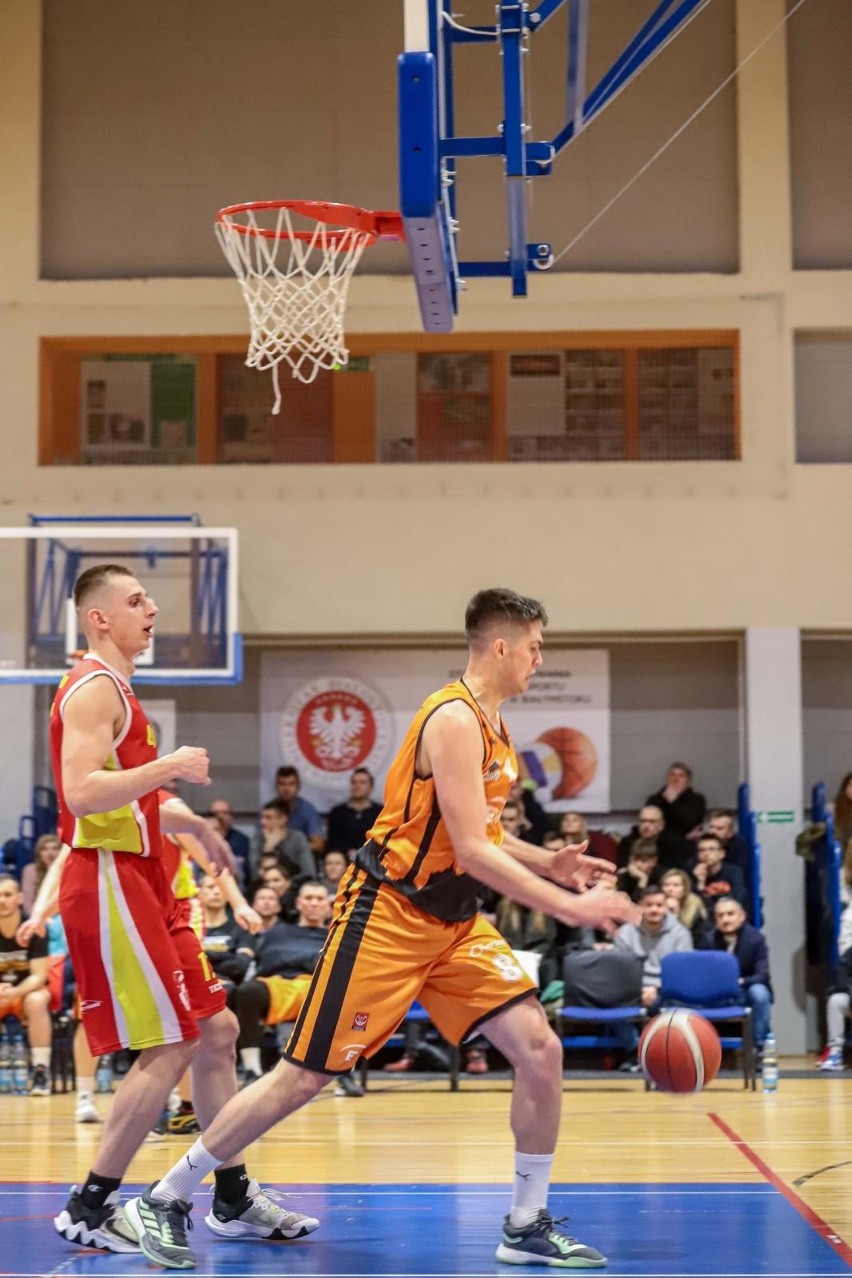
{"left": 151, "top": 1199, "right": 193, "bottom": 1249}
{"left": 531, "top": 1211, "right": 579, "bottom": 1244}
{"left": 251, "top": 1186, "right": 300, "bottom": 1216}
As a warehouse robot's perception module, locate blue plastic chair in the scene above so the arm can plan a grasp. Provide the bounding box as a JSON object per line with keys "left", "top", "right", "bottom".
{"left": 658, "top": 951, "right": 756, "bottom": 1090}
{"left": 560, "top": 1004, "right": 647, "bottom": 1054}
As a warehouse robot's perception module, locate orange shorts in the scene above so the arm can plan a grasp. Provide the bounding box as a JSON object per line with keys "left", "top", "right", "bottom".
{"left": 259, "top": 974, "right": 313, "bottom": 1026}
{"left": 283, "top": 866, "right": 537, "bottom": 1075}
{"left": 0, "top": 994, "right": 30, "bottom": 1021}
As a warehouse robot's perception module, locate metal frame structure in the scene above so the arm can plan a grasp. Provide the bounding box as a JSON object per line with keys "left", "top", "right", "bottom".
{"left": 400, "top": 0, "right": 709, "bottom": 330}
{"left": 0, "top": 518, "right": 241, "bottom": 685}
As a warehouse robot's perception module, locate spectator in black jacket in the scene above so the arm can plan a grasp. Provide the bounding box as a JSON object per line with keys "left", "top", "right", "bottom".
{"left": 692, "top": 834, "right": 748, "bottom": 912}
{"left": 646, "top": 762, "right": 706, "bottom": 863}
{"left": 712, "top": 895, "right": 773, "bottom": 1049}
{"left": 618, "top": 806, "right": 683, "bottom": 870}
{"left": 707, "top": 810, "right": 751, "bottom": 877}
{"left": 326, "top": 768, "right": 382, "bottom": 855}
{"left": 616, "top": 840, "right": 664, "bottom": 903}
{"left": 198, "top": 875, "right": 257, "bottom": 990}
{"left": 508, "top": 778, "right": 549, "bottom": 846}
{"left": 208, "top": 798, "right": 251, "bottom": 883}
{"left": 232, "top": 880, "right": 331, "bottom": 1084}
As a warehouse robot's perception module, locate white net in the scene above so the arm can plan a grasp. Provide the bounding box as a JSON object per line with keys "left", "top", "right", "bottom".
{"left": 215, "top": 204, "right": 375, "bottom": 413}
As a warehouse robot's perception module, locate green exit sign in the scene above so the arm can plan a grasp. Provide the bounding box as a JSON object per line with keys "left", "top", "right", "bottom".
{"left": 756, "top": 810, "right": 796, "bottom": 824}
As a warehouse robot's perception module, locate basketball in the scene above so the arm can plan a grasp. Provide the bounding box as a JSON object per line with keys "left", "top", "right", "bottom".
{"left": 638, "top": 1010, "right": 722, "bottom": 1093}
{"left": 536, "top": 727, "right": 598, "bottom": 799}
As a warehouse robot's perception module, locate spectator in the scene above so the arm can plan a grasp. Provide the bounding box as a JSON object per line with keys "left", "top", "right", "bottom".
{"left": 251, "top": 885, "right": 282, "bottom": 933}
{"left": 499, "top": 798, "right": 525, "bottom": 839}
{"left": 209, "top": 798, "right": 251, "bottom": 880}
{"left": 319, "top": 849, "right": 349, "bottom": 898}
{"left": 616, "top": 839, "right": 664, "bottom": 903}
{"left": 260, "top": 864, "right": 298, "bottom": 922}
{"left": 197, "top": 874, "right": 257, "bottom": 990}
{"left": 646, "top": 763, "right": 706, "bottom": 862}
{"left": 0, "top": 873, "right": 52, "bottom": 1095}
{"left": 660, "top": 867, "right": 710, "bottom": 948}
{"left": 21, "top": 832, "right": 63, "bottom": 915}
{"left": 612, "top": 884, "right": 692, "bottom": 1066}
{"left": 325, "top": 769, "right": 382, "bottom": 855}
{"left": 250, "top": 798, "right": 315, "bottom": 880}
{"left": 559, "top": 811, "right": 618, "bottom": 866}
{"left": 818, "top": 901, "right": 852, "bottom": 1070}
{"left": 272, "top": 766, "right": 325, "bottom": 855}
{"left": 832, "top": 774, "right": 852, "bottom": 902}
{"left": 494, "top": 896, "right": 558, "bottom": 990}
{"left": 508, "top": 778, "right": 549, "bottom": 846}
{"left": 711, "top": 895, "right": 773, "bottom": 1052}
{"left": 618, "top": 805, "right": 682, "bottom": 869}
{"left": 232, "top": 880, "right": 331, "bottom": 1085}
{"left": 706, "top": 809, "right": 751, "bottom": 878}
{"left": 692, "top": 833, "right": 747, "bottom": 911}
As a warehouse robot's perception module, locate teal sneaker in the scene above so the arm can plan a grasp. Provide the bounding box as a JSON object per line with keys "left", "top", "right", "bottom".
{"left": 124, "top": 1185, "right": 196, "bottom": 1270}
{"left": 496, "top": 1210, "right": 607, "bottom": 1268}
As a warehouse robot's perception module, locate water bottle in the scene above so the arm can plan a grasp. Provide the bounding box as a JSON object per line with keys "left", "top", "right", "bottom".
{"left": 761, "top": 1033, "right": 778, "bottom": 1094}
{"left": 11, "top": 1034, "right": 29, "bottom": 1095}
{"left": 0, "top": 1030, "right": 11, "bottom": 1094}
{"left": 96, "top": 1053, "right": 113, "bottom": 1094}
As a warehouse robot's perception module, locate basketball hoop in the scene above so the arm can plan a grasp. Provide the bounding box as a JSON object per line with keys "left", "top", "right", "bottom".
{"left": 215, "top": 200, "right": 404, "bottom": 413}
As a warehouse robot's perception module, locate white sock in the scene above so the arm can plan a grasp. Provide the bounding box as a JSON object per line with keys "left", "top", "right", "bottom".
{"left": 32, "top": 1047, "right": 51, "bottom": 1068}
{"left": 151, "top": 1141, "right": 220, "bottom": 1204}
{"left": 77, "top": 1077, "right": 95, "bottom": 1097}
{"left": 240, "top": 1047, "right": 262, "bottom": 1076}
{"left": 510, "top": 1152, "right": 553, "bottom": 1227}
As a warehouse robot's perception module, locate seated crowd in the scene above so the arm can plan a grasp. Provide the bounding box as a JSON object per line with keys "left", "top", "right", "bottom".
{"left": 11, "top": 756, "right": 852, "bottom": 1099}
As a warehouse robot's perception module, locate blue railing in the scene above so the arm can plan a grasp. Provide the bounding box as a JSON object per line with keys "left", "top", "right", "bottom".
{"left": 811, "top": 783, "right": 844, "bottom": 970}
{"left": 736, "top": 782, "right": 762, "bottom": 928}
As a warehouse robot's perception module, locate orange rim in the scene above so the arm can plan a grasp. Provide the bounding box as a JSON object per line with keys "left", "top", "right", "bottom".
{"left": 216, "top": 200, "right": 404, "bottom": 244}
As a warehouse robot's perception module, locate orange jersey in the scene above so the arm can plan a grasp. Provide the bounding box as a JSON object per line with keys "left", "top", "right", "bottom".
{"left": 357, "top": 679, "right": 517, "bottom": 922}
{"left": 50, "top": 655, "right": 161, "bottom": 857}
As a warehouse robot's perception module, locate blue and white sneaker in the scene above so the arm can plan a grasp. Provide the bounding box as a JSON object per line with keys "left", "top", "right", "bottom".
{"left": 496, "top": 1210, "right": 606, "bottom": 1268}
{"left": 819, "top": 1049, "right": 845, "bottom": 1072}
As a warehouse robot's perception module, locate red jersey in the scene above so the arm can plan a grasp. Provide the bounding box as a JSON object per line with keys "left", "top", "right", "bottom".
{"left": 49, "top": 654, "right": 161, "bottom": 857}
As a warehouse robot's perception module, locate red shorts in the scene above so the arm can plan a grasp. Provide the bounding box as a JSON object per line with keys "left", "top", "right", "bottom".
{"left": 170, "top": 896, "right": 227, "bottom": 1023}
{"left": 60, "top": 849, "right": 223, "bottom": 1056}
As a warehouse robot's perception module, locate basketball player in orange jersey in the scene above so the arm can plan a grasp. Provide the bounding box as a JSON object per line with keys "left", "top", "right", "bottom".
{"left": 48, "top": 564, "right": 319, "bottom": 1256}
{"left": 128, "top": 588, "right": 640, "bottom": 1271}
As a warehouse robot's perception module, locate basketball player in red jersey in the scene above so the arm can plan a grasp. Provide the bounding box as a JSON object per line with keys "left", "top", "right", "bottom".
{"left": 129, "top": 588, "right": 640, "bottom": 1271}
{"left": 49, "top": 564, "right": 318, "bottom": 1256}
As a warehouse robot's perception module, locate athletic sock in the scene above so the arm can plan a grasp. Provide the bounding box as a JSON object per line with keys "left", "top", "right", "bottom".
{"left": 31, "top": 1047, "right": 51, "bottom": 1068}
{"left": 79, "top": 1172, "right": 122, "bottom": 1210}
{"left": 509, "top": 1152, "right": 554, "bottom": 1228}
{"left": 214, "top": 1163, "right": 250, "bottom": 1205}
{"left": 239, "top": 1047, "right": 262, "bottom": 1076}
{"left": 77, "top": 1076, "right": 95, "bottom": 1097}
{"left": 151, "top": 1140, "right": 220, "bottom": 1205}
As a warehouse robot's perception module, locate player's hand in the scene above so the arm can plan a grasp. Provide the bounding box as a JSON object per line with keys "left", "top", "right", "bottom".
{"left": 561, "top": 887, "right": 641, "bottom": 935}
{"left": 233, "top": 903, "right": 262, "bottom": 935}
{"left": 549, "top": 841, "right": 616, "bottom": 891}
{"left": 16, "top": 917, "right": 45, "bottom": 946}
{"left": 169, "top": 746, "right": 211, "bottom": 786}
{"left": 0, "top": 982, "right": 15, "bottom": 1005}
{"left": 196, "top": 822, "right": 236, "bottom": 876}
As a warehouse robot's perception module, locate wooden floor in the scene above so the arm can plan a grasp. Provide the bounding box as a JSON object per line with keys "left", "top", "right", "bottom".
{"left": 4, "top": 1066, "right": 851, "bottom": 1275}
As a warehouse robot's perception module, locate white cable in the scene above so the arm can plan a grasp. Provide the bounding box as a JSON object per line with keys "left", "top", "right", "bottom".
{"left": 442, "top": 10, "right": 498, "bottom": 39}
{"left": 549, "top": 0, "right": 811, "bottom": 266}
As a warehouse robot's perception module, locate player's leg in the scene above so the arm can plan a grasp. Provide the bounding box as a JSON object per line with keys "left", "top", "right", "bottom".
{"left": 21, "top": 987, "right": 52, "bottom": 1095}
{"left": 73, "top": 1017, "right": 101, "bottom": 1122}
{"left": 421, "top": 916, "right": 606, "bottom": 1269}
{"left": 231, "top": 978, "right": 272, "bottom": 1082}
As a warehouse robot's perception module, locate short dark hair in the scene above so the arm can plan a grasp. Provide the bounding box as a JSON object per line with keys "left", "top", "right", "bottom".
{"left": 263, "top": 798, "right": 291, "bottom": 818}
{"left": 352, "top": 767, "right": 373, "bottom": 783}
{"left": 714, "top": 894, "right": 743, "bottom": 913}
{"left": 502, "top": 799, "right": 521, "bottom": 817}
{"left": 639, "top": 884, "right": 666, "bottom": 901}
{"left": 73, "top": 563, "right": 135, "bottom": 608}
{"left": 297, "top": 878, "right": 328, "bottom": 894}
{"left": 697, "top": 833, "right": 724, "bottom": 851}
{"left": 276, "top": 765, "right": 301, "bottom": 785}
{"left": 464, "top": 588, "right": 548, "bottom": 646}
{"left": 668, "top": 761, "right": 693, "bottom": 780}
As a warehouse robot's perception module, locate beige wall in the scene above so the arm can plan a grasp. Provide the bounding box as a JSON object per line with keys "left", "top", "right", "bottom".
{"left": 1, "top": 0, "right": 852, "bottom": 640}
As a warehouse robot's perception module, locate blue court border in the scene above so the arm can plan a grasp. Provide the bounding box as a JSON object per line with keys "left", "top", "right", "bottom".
{"left": 1, "top": 1181, "right": 849, "bottom": 1277}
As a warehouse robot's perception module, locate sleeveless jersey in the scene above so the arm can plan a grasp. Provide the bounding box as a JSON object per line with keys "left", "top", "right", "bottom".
{"left": 356, "top": 679, "right": 517, "bottom": 923}
{"left": 49, "top": 654, "right": 161, "bottom": 858}
{"left": 158, "top": 791, "right": 199, "bottom": 901}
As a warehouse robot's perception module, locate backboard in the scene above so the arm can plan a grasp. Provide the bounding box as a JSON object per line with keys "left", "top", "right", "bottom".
{"left": 0, "top": 518, "right": 241, "bottom": 685}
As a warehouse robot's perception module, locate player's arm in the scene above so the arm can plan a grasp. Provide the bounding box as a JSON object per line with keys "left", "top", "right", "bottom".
{"left": 16, "top": 845, "right": 71, "bottom": 945}
{"left": 422, "top": 703, "right": 638, "bottom": 933}
{"left": 61, "top": 676, "right": 211, "bottom": 816}
{"left": 160, "top": 798, "right": 236, "bottom": 876}
{"left": 500, "top": 827, "right": 616, "bottom": 891}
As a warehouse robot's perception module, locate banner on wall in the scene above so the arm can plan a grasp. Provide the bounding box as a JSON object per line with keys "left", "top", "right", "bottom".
{"left": 260, "top": 650, "right": 610, "bottom": 814}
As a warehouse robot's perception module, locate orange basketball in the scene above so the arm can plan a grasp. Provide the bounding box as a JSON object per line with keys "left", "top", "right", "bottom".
{"left": 639, "top": 1010, "right": 722, "bottom": 1093}
{"left": 536, "top": 727, "right": 598, "bottom": 799}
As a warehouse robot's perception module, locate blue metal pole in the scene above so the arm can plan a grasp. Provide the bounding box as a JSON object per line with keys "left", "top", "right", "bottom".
{"left": 499, "top": 1, "right": 528, "bottom": 295}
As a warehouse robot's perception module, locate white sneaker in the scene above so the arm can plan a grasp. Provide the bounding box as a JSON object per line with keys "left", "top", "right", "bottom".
{"left": 75, "top": 1092, "right": 101, "bottom": 1123}
{"left": 204, "top": 1178, "right": 320, "bottom": 1240}
{"left": 819, "top": 1050, "right": 845, "bottom": 1072}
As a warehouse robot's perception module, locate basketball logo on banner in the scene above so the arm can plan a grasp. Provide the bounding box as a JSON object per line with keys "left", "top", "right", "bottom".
{"left": 280, "top": 676, "right": 394, "bottom": 789}
{"left": 518, "top": 727, "right": 598, "bottom": 802}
